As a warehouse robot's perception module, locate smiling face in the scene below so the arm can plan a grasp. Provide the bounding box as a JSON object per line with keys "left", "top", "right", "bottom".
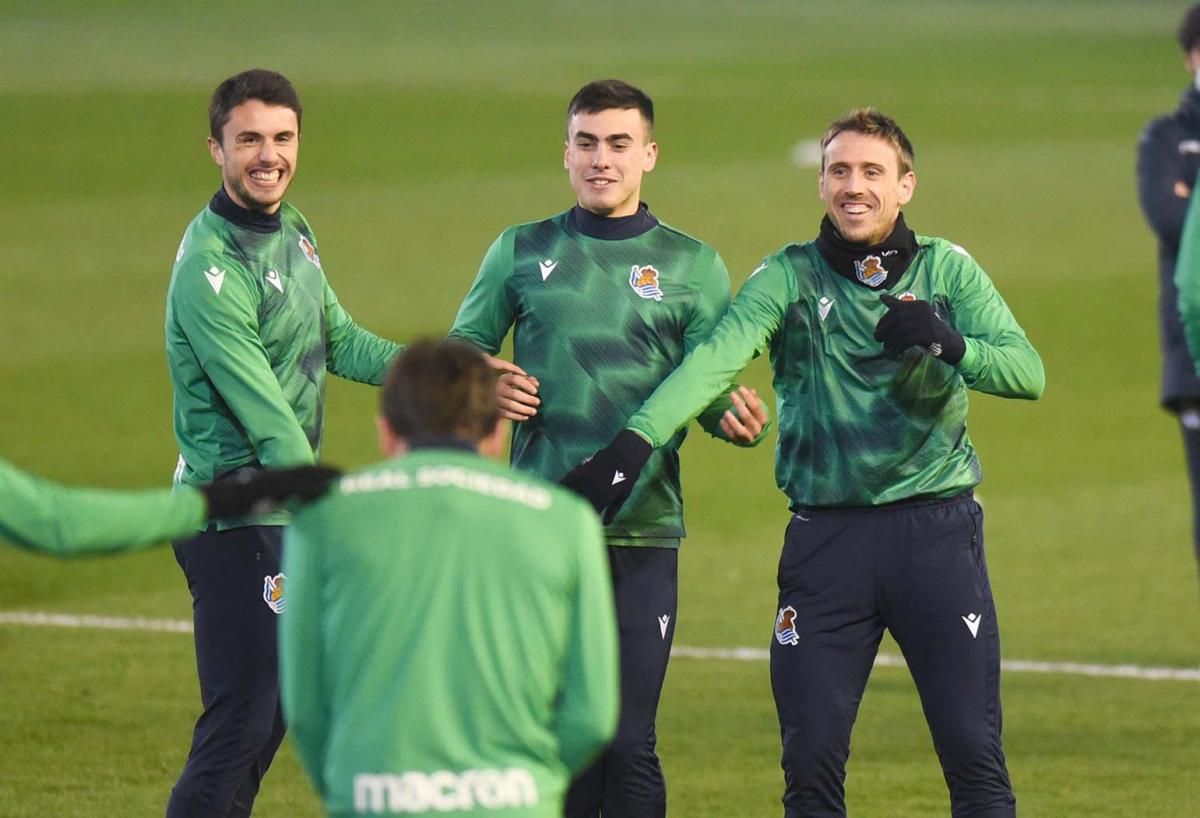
{"left": 564, "top": 107, "right": 658, "bottom": 218}
{"left": 819, "top": 130, "right": 915, "bottom": 245}
{"left": 207, "top": 99, "right": 299, "bottom": 214}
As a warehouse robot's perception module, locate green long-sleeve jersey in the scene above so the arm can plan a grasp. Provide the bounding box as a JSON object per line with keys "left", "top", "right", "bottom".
{"left": 1175, "top": 172, "right": 1200, "bottom": 367}
{"left": 280, "top": 447, "right": 618, "bottom": 818}
{"left": 166, "top": 193, "right": 401, "bottom": 528}
{"left": 449, "top": 207, "right": 766, "bottom": 545}
{"left": 628, "top": 235, "right": 1044, "bottom": 508}
{"left": 0, "top": 455, "right": 205, "bottom": 556}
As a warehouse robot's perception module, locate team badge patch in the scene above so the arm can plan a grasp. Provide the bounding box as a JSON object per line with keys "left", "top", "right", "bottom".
{"left": 854, "top": 254, "right": 888, "bottom": 287}
{"left": 774, "top": 605, "right": 799, "bottom": 646}
{"left": 263, "top": 573, "right": 287, "bottom": 614}
{"left": 629, "top": 265, "right": 664, "bottom": 301}
{"left": 298, "top": 236, "right": 322, "bottom": 270}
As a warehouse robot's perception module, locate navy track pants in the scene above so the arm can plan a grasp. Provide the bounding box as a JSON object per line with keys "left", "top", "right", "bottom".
{"left": 770, "top": 494, "right": 1015, "bottom": 818}
{"left": 565, "top": 545, "right": 677, "bottom": 818}
{"left": 166, "top": 525, "right": 287, "bottom": 818}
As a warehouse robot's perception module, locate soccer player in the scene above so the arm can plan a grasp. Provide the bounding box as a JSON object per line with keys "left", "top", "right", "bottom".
{"left": 0, "top": 456, "right": 338, "bottom": 558}
{"left": 1137, "top": 1, "right": 1200, "bottom": 576}
{"left": 280, "top": 339, "right": 618, "bottom": 818}
{"left": 449, "top": 79, "right": 768, "bottom": 818}
{"left": 163, "top": 69, "right": 405, "bottom": 818}
{"left": 566, "top": 108, "right": 1044, "bottom": 818}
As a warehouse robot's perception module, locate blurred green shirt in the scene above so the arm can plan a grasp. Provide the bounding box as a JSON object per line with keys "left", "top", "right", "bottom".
{"left": 628, "top": 235, "right": 1044, "bottom": 508}
{"left": 280, "top": 447, "right": 618, "bottom": 818}
{"left": 449, "top": 207, "right": 766, "bottom": 545}
{"left": 0, "top": 455, "right": 204, "bottom": 556}
{"left": 165, "top": 194, "right": 400, "bottom": 528}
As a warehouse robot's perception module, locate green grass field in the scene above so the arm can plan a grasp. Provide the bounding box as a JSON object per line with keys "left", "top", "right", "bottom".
{"left": 2, "top": 0, "right": 1199, "bottom": 815}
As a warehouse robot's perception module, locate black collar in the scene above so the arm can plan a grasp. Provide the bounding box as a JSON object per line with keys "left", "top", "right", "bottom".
{"left": 814, "top": 213, "right": 918, "bottom": 290}
{"left": 570, "top": 202, "right": 659, "bottom": 240}
{"left": 208, "top": 187, "right": 282, "bottom": 234}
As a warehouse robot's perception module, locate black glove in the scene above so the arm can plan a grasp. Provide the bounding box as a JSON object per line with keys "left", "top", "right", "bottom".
{"left": 873, "top": 294, "right": 965, "bottom": 364}
{"left": 561, "top": 430, "right": 653, "bottom": 524}
{"left": 200, "top": 465, "right": 342, "bottom": 520}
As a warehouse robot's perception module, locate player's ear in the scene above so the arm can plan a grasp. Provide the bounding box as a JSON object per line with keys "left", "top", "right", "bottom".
{"left": 642, "top": 140, "right": 658, "bottom": 173}
{"left": 898, "top": 170, "right": 916, "bottom": 206}
{"left": 207, "top": 136, "right": 224, "bottom": 168}
{"left": 376, "top": 415, "right": 406, "bottom": 457}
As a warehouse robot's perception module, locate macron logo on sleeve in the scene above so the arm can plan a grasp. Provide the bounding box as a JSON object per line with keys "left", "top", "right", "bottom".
{"left": 204, "top": 267, "right": 226, "bottom": 295}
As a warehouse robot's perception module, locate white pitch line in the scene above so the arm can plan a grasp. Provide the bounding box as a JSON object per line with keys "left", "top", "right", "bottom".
{"left": 0, "top": 610, "right": 194, "bottom": 634}
{"left": 667, "top": 646, "right": 1200, "bottom": 683}
{"left": 3, "top": 611, "right": 1199, "bottom": 683}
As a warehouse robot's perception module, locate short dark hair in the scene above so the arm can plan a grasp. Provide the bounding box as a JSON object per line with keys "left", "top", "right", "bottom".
{"left": 380, "top": 339, "right": 499, "bottom": 444}
{"left": 1180, "top": 3, "right": 1200, "bottom": 53}
{"left": 820, "top": 107, "right": 915, "bottom": 175}
{"left": 209, "top": 69, "right": 303, "bottom": 143}
{"left": 567, "top": 79, "right": 654, "bottom": 137}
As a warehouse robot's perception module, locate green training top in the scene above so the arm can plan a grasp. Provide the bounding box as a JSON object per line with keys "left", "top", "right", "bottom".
{"left": 165, "top": 192, "right": 400, "bottom": 528}
{"left": 449, "top": 206, "right": 766, "bottom": 544}
{"left": 628, "top": 235, "right": 1044, "bottom": 508}
{"left": 280, "top": 447, "right": 618, "bottom": 818}
{"left": 1175, "top": 172, "right": 1200, "bottom": 367}
{"left": 0, "top": 455, "right": 205, "bottom": 556}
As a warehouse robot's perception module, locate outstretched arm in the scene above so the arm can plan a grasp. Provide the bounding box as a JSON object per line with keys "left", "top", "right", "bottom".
{"left": 563, "top": 257, "right": 793, "bottom": 516}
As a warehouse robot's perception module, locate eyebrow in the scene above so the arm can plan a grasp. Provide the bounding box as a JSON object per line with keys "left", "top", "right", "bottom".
{"left": 827, "top": 160, "right": 887, "bottom": 171}
{"left": 573, "top": 130, "right": 635, "bottom": 143}
{"left": 235, "top": 129, "right": 297, "bottom": 140}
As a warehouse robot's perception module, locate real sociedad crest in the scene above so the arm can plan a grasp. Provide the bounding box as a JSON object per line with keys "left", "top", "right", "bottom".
{"left": 774, "top": 605, "right": 799, "bottom": 646}
{"left": 629, "top": 265, "right": 664, "bottom": 301}
{"left": 298, "top": 235, "right": 322, "bottom": 270}
{"left": 263, "top": 573, "right": 287, "bottom": 614}
{"left": 854, "top": 254, "right": 888, "bottom": 287}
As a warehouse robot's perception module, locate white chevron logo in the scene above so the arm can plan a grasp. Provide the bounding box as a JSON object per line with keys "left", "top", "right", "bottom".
{"left": 611, "top": 471, "right": 626, "bottom": 485}
{"left": 265, "top": 270, "right": 284, "bottom": 293}
{"left": 658, "top": 614, "right": 670, "bottom": 639}
{"left": 962, "top": 613, "right": 981, "bottom": 638}
{"left": 539, "top": 259, "right": 557, "bottom": 281}
{"left": 204, "top": 266, "right": 225, "bottom": 295}
{"left": 818, "top": 296, "right": 834, "bottom": 322}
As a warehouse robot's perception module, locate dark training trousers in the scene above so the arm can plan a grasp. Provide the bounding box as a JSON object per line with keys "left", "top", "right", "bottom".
{"left": 770, "top": 494, "right": 1015, "bottom": 818}
{"left": 565, "top": 545, "right": 677, "bottom": 818}
{"left": 1178, "top": 408, "right": 1200, "bottom": 577}
{"left": 166, "top": 526, "right": 288, "bottom": 818}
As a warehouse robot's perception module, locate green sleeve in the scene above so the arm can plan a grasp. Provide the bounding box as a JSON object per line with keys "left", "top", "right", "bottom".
{"left": 689, "top": 251, "right": 771, "bottom": 447}
{"left": 1176, "top": 173, "right": 1200, "bottom": 370}
{"left": 629, "top": 256, "right": 794, "bottom": 448}
{"left": 448, "top": 231, "right": 516, "bottom": 354}
{"left": 555, "top": 499, "right": 619, "bottom": 774}
{"left": 279, "top": 507, "right": 330, "bottom": 798}
{"left": 0, "top": 456, "right": 205, "bottom": 556}
{"left": 323, "top": 281, "right": 402, "bottom": 385}
{"left": 171, "top": 255, "right": 315, "bottom": 466}
{"left": 947, "top": 249, "right": 1045, "bottom": 400}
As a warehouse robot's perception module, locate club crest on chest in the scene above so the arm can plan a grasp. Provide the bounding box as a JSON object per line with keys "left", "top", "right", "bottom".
{"left": 629, "top": 264, "right": 663, "bottom": 301}
{"left": 854, "top": 254, "right": 888, "bottom": 287}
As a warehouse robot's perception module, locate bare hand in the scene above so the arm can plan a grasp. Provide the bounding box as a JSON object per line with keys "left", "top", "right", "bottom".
{"left": 1176, "top": 180, "right": 1192, "bottom": 199}
{"left": 497, "top": 372, "right": 540, "bottom": 422}
{"left": 720, "top": 386, "right": 767, "bottom": 445}
{"left": 485, "top": 355, "right": 527, "bottom": 376}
